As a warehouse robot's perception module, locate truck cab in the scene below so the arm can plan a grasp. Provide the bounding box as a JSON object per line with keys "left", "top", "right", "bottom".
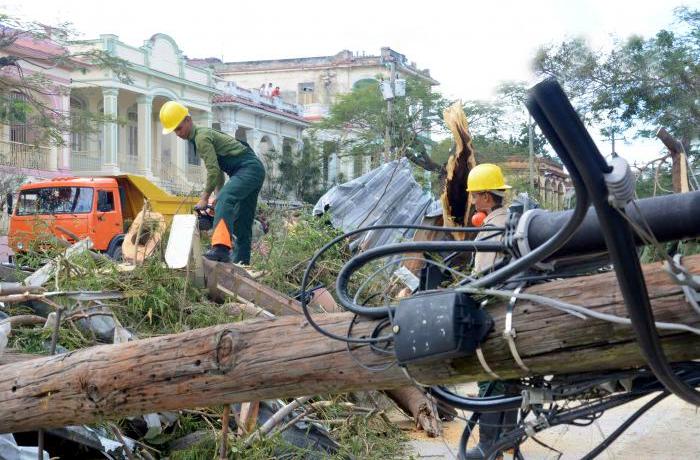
{"left": 8, "top": 177, "right": 126, "bottom": 258}
{"left": 8, "top": 175, "right": 198, "bottom": 260}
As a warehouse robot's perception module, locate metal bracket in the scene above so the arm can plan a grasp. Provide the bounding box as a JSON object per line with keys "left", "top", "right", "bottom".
{"left": 476, "top": 347, "right": 502, "bottom": 380}
{"left": 503, "top": 285, "right": 531, "bottom": 374}
{"left": 664, "top": 254, "right": 700, "bottom": 315}
{"left": 521, "top": 388, "right": 554, "bottom": 409}
{"left": 513, "top": 209, "right": 554, "bottom": 271}
{"left": 523, "top": 414, "right": 550, "bottom": 437}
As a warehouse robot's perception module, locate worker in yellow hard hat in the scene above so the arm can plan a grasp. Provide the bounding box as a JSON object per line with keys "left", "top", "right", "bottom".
{"left": 465, "top": 163, "right": 517, "bottom": 460}
{"left": 467, "top": 163, "right": 511, "bottom": 274}
{"left": 160, "top": 101, "right": 265, "bottom": 264}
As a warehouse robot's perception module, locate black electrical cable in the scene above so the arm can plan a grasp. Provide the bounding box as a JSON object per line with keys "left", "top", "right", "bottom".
{"left": 429, "top": 385, "right": 523, "bottom": 413}
{"left": 335, "top": 240, "right": 505, "bottom": 318}
{"left": 580, "top": 392, "right": 668, "bottom": 460}
{"left": 300, "top": 223, "right": 500, "bottom": 344}
{"left": 457, "top": 382, "right": 497, "bottom": 460}
{"left": 467, "top": 93, "right": 592, "bottom": 290}
{"left": 529, "top": 78, "right": 700, "bottom": 406}
{"left": 483, "top": 391, "right": 644, "bottom": 460}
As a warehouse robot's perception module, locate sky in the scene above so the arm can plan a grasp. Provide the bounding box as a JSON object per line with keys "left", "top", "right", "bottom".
{"left": 3, "top": 0, "right": 696, "bottom": 163}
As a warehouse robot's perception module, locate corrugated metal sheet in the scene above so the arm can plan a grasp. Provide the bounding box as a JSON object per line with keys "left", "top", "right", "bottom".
{"left": 314, "top": 158, "right": 438, "bottom": 250}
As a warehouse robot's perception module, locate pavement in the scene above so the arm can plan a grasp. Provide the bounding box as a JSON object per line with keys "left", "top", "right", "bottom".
{"left": 405, "top": 384, "right": 700, "bottom": 459}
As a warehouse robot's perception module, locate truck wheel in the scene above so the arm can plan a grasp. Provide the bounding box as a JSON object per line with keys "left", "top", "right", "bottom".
{"left": 109, "top": 245, "right": 123, "bottom": 261}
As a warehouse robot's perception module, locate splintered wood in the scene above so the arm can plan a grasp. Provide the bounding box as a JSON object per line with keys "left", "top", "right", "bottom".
{"left": 440, "top": 101, "right": 477, "bottom": 238}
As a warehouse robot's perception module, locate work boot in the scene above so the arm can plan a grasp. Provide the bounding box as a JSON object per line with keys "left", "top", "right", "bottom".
{"left": 464, "top": 411, "right": 503, "bottom": 459}
{"left": 203, "top": 244, "right": 232, "bottom": 262}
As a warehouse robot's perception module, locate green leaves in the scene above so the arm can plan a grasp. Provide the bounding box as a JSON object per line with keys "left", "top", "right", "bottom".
{"left": 533, "top": 7, "right": 700, "bottom": 155}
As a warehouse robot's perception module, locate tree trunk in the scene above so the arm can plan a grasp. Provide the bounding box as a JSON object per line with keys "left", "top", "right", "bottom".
{"left": 1, "top": 255, "right": 699, "bottom": 433}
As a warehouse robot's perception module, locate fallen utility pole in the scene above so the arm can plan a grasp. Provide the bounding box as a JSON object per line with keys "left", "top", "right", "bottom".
{"left": 1, "top": 255, "right": 700, "bottom": 433}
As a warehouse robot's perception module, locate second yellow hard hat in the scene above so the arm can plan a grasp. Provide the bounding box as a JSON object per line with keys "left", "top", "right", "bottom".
{"left": 466, "top": 163, "right": 511, "bottom": 192}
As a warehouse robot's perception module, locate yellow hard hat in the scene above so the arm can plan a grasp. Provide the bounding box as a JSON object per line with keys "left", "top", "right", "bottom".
{"left": 159, "top": 101, "right": 189, "bottom": 135}
{"left": 466, "top": 163, "right": 512, "bottom": 192}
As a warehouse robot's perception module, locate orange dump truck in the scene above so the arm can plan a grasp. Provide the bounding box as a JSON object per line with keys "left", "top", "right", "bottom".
{"left": 8, "top": 175, "right": 198, "bottom": 259}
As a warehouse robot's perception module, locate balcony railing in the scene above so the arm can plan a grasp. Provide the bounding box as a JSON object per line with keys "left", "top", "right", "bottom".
{"left": 186, "top": 163, "right": 206, "bottom": 185}
{"left": 71, "top": 150, "right": 102, "bottom": 171}
{"left": 217, "top": 81, "right": 304, "bottom": 116}
{"left": 118, "top": 154, "right": 140, "bottom": 174}
{"left": 0, "top": 140, "right": 50, "bottom": 170}
{"left": 156, "top": 161, "right": 204, "bottom": 196}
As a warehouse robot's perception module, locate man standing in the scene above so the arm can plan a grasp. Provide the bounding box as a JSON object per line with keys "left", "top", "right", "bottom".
{"left": 464, "top": 163, "right": 517, "bottom": 459}
{"left": 159, "top": 101, "right": 265, "bottom": 265}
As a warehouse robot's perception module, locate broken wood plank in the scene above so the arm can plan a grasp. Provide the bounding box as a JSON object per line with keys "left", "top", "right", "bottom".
{"left": 385, "top": 386, "right": 442, "bottom": 437}
{"left": 1, "top": 255, "right": 700, "bottom": 432}
{"left": 0, "top": 314, "right": 46, "bottom": 328}
{"left": 656, "top": 127, "right": 690, "bottom": 193}
{"left": 24, "top": 238, "right": 92, "bottom": 287}
{"left": 204, "top": 259, "right": 303, "bottom": 315}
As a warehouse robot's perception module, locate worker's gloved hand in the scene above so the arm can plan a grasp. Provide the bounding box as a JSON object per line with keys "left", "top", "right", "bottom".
{"left": 194, "top": 198, "right": 209, "bottom": 210}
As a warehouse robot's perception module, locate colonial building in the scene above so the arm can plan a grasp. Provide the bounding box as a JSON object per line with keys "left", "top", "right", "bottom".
{"left": 1, "top": 32, "right": 307, "bottom": 196}
{"left": 191, "top": 47, "right": 438, "bottom": 183}
{"left": 502, "top": 155, "right": 570, "bottom": 210}
{"left": 0, "top": 30, "right": 74, "bottom": 177}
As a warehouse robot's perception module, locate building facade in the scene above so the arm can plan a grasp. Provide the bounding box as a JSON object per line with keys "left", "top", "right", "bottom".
{"left": 503, "top": 156, "right": 570, "bottom": 210}
{"left": 1, "top": 32, "right": 307, "bottom": 196}
{"left": 0, "top": 31, "right": 74, "bottom": 178}
{"left": 191, "top": 47, "right": 438, "bottom": 183}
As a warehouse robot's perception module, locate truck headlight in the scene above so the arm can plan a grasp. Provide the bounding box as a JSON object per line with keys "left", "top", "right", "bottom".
{"left": 17, "top": 242, "right": 24, "bottom": 250}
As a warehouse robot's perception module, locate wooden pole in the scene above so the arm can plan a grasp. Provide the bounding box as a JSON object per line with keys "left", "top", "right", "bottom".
{"left": 657, "top": 127, "right": 690, "bottom": 193}
{"left": 1, "top": 255, "right": 700, "bottom": 433}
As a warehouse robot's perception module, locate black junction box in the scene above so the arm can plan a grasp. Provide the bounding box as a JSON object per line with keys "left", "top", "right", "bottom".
{"left": 393, "top": 290, "right": 493, "bottom": 365}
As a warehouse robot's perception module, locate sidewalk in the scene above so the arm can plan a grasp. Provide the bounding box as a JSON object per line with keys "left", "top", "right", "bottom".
{"left": 406, "top": 385, "right": 700, "bottom": 459}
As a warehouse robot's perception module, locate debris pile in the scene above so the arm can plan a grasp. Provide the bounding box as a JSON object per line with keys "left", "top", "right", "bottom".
{"left": 0, "top": 205, "right": 434, "bottom": 459}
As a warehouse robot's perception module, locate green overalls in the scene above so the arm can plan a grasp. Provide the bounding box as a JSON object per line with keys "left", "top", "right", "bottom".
{"left": 189, "top": 125, "right": 265, "bottom": 264}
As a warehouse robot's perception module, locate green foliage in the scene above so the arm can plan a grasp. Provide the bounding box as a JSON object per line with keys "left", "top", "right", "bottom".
{"left": 0, "top": 13, "right": 132, "bottom": 146}
{"left": 533, "top": 7, "right": 700, "bottom": 154}
{"left": 252, "top": 211, "right": 346, "bottom": 296}
{"left": 320, "top": 76, "right": 450, "bottom": 173}
{"left": 276, "top": 136, "right": 325, "bottom": 203}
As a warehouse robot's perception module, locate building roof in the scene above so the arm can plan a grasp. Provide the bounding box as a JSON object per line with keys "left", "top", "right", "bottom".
{"left": 190, "top": 48, "right": 439, "bottom": 86}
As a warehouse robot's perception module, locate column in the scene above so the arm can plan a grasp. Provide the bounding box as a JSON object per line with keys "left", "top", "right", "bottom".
{"left": 58, "top": 89, "right": 71, "bottom": 171}
{"left": 137, "top": 94, "right": 153, "bottom": 178}
{"left": 204, "top": 111, "right": 213, "bottom": 129}
{"left": 251, "top": 129, "right": 264, "bottom": 155}
{"left": 102, "top": 87, "right": 119, "bottom": 173}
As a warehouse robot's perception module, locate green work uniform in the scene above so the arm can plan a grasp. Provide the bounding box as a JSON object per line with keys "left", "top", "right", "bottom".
{"left": 188, "top": 125, "right": 266, "bottom": 264}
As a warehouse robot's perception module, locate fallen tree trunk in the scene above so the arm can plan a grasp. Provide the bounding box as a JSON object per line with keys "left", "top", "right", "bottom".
{"left": 207, "top": 260, "right": 442, "bottom": 435}
{"left": 1, "top": 255, "right": 700, "bottom": 433}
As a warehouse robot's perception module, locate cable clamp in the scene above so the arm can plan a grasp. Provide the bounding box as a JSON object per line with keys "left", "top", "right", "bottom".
{"left": 523, "top": 414, "right": 550, "bottom": 437}
{"left": 521, "top": 388, "right": 554, "bottom": 409}
{"left": 475, "top": 346, "right": 502, "bottom": 380}
{"left": 503, "top": 285, "right": 531, "bottom": 373}
{"left": 664, "top": 254, "right": 700, "bottom": 315}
